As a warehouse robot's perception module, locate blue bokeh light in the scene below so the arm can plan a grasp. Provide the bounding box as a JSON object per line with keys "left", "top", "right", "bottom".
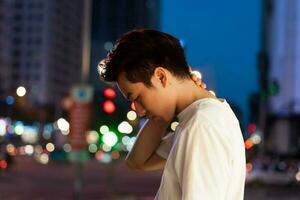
{"left": 5, "top": 96, "right": 14, "bottom": 105}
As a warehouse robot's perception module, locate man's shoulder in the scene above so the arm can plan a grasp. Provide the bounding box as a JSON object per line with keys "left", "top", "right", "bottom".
{"left": 180, "top": 111, "right": 213, "bottom": 132}
{"left": 187, "top": 102, "right": 227, "bottom": 123}
{"left": 180, "top": 100, "right": 236, "bottom": 131}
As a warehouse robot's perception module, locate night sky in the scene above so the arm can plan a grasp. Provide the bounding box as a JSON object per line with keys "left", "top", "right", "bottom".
{"left": 160, "top": 0, "right": 261, "bottom": 125}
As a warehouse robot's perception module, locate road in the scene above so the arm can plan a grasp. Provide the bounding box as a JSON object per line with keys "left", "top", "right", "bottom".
{"left": 0, "top": 156, "right": 299, "bottom": 200}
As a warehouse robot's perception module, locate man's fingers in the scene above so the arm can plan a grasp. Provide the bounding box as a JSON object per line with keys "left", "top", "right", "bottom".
{"left": 190, "top": 71, "right": 206, "bottom": 89}
{"left": 191, "top": 74, "right": 199, "bottom": 81}
{"left": 195, "top": 80, "right": 201, "bottom": 86}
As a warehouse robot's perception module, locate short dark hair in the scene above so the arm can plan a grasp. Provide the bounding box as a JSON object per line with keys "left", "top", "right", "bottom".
{"left": 98, "top": 29, "right": 190, "bottom": 87}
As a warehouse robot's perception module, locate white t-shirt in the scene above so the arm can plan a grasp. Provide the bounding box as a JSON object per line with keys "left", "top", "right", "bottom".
{"left": 155, "top": 98, "right": 246, "bottom": 200}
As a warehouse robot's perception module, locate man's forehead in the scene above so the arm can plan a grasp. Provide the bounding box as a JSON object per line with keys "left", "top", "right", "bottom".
{"left": 116, "top": 72, "right": 135, "bottom": 99}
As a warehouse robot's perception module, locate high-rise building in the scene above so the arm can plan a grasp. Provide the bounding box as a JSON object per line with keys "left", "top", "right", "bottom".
{"left": 0, "top": 0, "right": 11, "bottom": 100}
{"left": 268, "top": 0, "right": 300, "bottom": 115}
{"left": 0, "top": 0, "right": 85, "bottom": 106}
{"left": 262, "top": 0, "right": 300, "bottom": 155}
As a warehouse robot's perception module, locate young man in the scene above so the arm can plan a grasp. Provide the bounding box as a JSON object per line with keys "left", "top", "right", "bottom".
{"left": 98, "top": 29, "right": 246, "bottom": 199}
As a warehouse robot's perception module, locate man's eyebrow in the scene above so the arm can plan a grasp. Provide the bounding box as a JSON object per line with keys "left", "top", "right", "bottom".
{"left": 126, "top": 92, "right": 132, "bottom": 100}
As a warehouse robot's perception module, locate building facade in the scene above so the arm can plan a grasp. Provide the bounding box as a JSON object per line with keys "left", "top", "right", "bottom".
{"left": 263, "top": 0, "right": 300, "bottom": 155}
{"left": 0, "top": 0, "right": 85, "bottom": 106}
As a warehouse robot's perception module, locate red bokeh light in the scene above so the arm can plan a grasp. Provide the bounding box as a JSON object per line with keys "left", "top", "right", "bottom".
{"left": 103, "top": 100, "right": 116, "bottom": 114}
{"left": 247, "top": 123, "right": 257, "bottom": 134}
{"left": 0, "top": 160, "right": 7, "bottom": 169}
{"left": 103, "top": 88, "right": 116, "bottom": 99}
{"left": 244, "top": 140, "right": 253, "bottom": 150}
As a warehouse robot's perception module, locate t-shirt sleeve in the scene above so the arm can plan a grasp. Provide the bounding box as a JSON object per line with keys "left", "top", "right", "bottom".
{"left": 175, "top": 119, "right": 232, "bottom": 200}
{"left": 155, "top": 132, "right": 175, "bottom": 159}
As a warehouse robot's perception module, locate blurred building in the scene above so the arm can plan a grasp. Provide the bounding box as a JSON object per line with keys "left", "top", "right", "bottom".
{"left": 0, "top": 0, "right": 11, "bottom": 100}
{"left": 0, "top": 0, "right": 85, "bottom": 106}
{"left": 262, "top": 0, "right": 300, "bottom": 155}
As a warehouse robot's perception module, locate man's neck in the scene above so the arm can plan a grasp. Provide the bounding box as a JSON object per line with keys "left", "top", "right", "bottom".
{"left": 174, "top": 79, "right": 217, "bottom": 115}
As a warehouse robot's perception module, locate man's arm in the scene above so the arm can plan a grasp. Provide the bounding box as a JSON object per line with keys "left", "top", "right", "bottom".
{"left": 125, "top": 118, "right": 169, "bottom": 171}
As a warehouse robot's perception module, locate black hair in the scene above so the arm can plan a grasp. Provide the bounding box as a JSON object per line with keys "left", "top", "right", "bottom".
{"left": 98, "top": 29, "right": 190, "bottom": 86}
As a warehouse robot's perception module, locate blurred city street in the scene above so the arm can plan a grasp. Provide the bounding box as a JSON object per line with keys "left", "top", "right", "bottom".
{"left": 1, "top": 155, "right": 300, "bottom": 200}
{"left": 1, "top": 0, "right": 300, "bottom": 200}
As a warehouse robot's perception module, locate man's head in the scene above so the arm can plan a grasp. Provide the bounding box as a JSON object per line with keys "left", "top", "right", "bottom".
{"left": 98, "top": 29, "right": 191, "bottom": 121}
{"left": 98, "top": 29, "right": 190, "bottom": 86}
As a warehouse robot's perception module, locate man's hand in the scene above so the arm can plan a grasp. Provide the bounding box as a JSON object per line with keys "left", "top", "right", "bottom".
{"left": 190, "top": 71, "right": 206, "bottom": 89}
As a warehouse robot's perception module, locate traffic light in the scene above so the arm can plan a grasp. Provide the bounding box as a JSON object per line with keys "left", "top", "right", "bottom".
{"left": 102, "top": 87, "right": 116, "bottom": 114}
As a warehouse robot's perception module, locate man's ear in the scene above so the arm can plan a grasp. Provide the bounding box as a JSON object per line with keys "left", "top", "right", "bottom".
{"left": 153, "top": 67, "right": 168, "bottom": 87}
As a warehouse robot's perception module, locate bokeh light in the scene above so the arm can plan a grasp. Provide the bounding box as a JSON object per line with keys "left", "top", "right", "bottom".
{"left": 16, "top": 86, "right": 26, "bottom": 97}
{"left": 6, "top": 144, "right": 16, "bottom": 156}
{"left": 103, "top": 41, "right": 113, "bottom": 51}
{"left": 296, "top": 171, "right": 300, "bottom": 182}
{"left": 88, "top": 144, "right": 98, "bottom": 153}
{"left": 24, "top": 145, "right": 34, "bottom": 155}
{"left": 99, "top": 153, "right": 112, "bottom": 163}
{"left": 102, "top": 144, "right": 112, "bottom": 152}
{"left": 111, "top": 151, "right": 120, "bottom": 160}
{"left": 103, "top": 100, "right": 116, "bottom": 114}
{"left": 34, "top": 145, "right": 43, "bottom": 154}
{"left": 0, "top": 160, "right": 7, "bottom": 169}
{"left": 125, "top": 137, "right": 136, "bottom": 152}
{"left": 245, "top": 139, "right": 254, "bottom": 150}
{"left": 102, "top": 131, "right": 118, "bottom": 147}
{"left": 103, "top": 88, "right": 116, "bottom": 98}
{"left": 248, "top": 123, "right": 257, "bottom": 134}
{"left": 122, "top": 136, "right": 131, "bottom": 145}
{"left": 118, "top": 121, "right": 133, "bottom": 134}
{"left": 99, "top": 125, "right": 109, "bottom": 134}
{"left": 39, "top": 153, "right": 49, "bottom": 164}
{"left": 0, "top": 119, "right": 6, "bottom": 136}
{"left": 46, "top": 143, "right": 55, "bottom": 152}
{"left": 56, "top": 118, "right": 70, "bottom": 132}
{"left": 127, "top": 110, "right": 137, "bottom": 121}
{"left": 21, "top": 126, "right": 38, "bottom": 144}
{"left": 250, "top": 133, "right": 261, "bottom": 145}
{"left": 14, "top": 122, "right": 24, "bottom": 135}
{"left": 63, "top": 144, "right": 72, "bottom": 152}
{"left": 5, "top": 96, "right": 14, "bottom": 105}
{"left": 86, "top": 130, "right": 99, "bottom": 144}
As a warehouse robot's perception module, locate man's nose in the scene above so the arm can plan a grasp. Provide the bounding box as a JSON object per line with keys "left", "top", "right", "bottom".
{"left": 134, "top": 101, "right": 146, "bottom": 117}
